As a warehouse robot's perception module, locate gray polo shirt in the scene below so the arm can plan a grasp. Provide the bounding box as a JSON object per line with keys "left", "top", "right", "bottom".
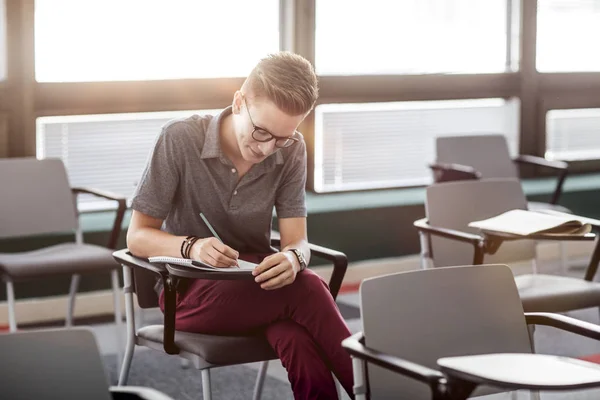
{"left": 131, "top": 107, "right": 307, "bottom": 254}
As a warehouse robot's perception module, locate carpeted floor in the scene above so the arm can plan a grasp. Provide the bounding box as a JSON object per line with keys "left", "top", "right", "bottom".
{"left": 104, "top": 350, "right": 294, "bottom": 400}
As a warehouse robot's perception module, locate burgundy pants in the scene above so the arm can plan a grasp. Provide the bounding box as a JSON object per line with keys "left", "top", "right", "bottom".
{"left": 159, "top": 258, "right": 354, "bottom": 400}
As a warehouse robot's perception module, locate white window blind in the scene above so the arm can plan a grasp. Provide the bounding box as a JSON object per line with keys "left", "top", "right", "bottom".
{"left": 314, "top": 98, "right": 520, "bottom": 192}
{"left": 36, "top": 110, "right": 218, "bottom": 211}
{"left": 546, "top": 108, "right": 600, "bottom": 161}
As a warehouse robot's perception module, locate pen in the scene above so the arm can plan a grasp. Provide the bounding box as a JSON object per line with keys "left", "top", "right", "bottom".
{"left": 199, "top": 212, "right": 239, "bottom": 267}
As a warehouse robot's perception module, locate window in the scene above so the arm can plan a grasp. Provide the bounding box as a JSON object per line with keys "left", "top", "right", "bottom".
{"left": 0, "top": 0, "right": 6, "bottom": 81}
{"left": 315, "top": 0, "right": 515, "bottom": 75}
{"left": 314, "top": 98, "right": 520, "bottom": 192}
{"left": 37, "top": 110, "right": 219, "bottom": 211}
{"left": 34, "top": 0, "right": 279, "bottom": 82}
{"left": 537, "top": 0, "right": 600, "bottom": 72}
{"left": 546, "top": 108, "right": 600, "bottom": 161}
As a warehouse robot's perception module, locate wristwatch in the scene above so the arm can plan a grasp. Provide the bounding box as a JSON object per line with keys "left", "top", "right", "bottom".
{"left": 288, "top": 248, "right": 307, "bottom": 271}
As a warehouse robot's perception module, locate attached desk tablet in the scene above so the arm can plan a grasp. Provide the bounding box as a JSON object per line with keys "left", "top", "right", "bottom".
{"left": 437, "top": 353, "right": 600, "bottom": 400}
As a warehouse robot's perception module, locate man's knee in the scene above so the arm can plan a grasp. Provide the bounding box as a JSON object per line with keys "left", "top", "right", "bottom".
{"left": 294, "top": 269, "right": 331, "bottom": 294}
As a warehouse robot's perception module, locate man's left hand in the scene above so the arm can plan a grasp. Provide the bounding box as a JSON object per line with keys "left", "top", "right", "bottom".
{"left": 252, "top": 251, "right": 300, "bottom": 290}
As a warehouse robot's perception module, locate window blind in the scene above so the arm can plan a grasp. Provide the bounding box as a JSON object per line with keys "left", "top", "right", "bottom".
{"left": 314, "top": 98, "right": 520, "bottom": 192}
{"left": 37, "top": 110, "right": 218, "bottom": 211}
{"left": 546, "top": 108, "right": 600, "bottom": 161}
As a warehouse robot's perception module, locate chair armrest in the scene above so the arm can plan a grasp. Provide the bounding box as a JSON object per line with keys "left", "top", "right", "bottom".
{"left": 72, "top": 187, "right": 127, "bottom": 249}
{"left": 513, "top": 155, "right": 568, "bottom": 171}
{"left": 110, "top": 386, "right": 175, "bottom": 400}
{"left": 270, "top": 237, "right": 348, "bottom": 300}
{"left": 525, "top": 312, "right": 600, "bottom": 341}
{"left": 429, "top": 162, "right": 481, "bottom": 183}
{"left": 112, "top": 249, "right": 166, "bottom": 275}
{"left": 342, "top": 332, "right": 445, "bottom": 386}
{"left": 513, "top": 155, "right": 568, "bottom": 205}
{"left": 414, "top": 218, "right": 482, "bottom": 246}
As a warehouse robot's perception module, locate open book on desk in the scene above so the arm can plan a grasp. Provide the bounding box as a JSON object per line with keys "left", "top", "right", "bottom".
{"left": 468, "top": 209, "right": 594, "bottom": 239}
{"left": 148, "top": 256, "right": 258, "bottom": 273}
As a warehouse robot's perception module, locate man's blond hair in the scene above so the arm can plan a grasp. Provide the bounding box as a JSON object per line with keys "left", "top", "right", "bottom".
{"left": 243, "top": 52, "right": 318, "bottom": 116}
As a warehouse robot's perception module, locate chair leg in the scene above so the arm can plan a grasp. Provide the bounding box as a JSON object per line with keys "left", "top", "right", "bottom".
{"left": 6, "top": 280, "right": 17, "bottom": 332}
{"left": 252, "top": 361, "right": 269, "bottom": 400}
{"left": 111, "top": 270, "right": 124, "bottom": 369}
{"left": 559, "top": 242, "right": 569, "bottom": 274}
{"left": 201, "top": 369, "right": 212, "bottom": 400}
{"left": 118, "top": 265, "right": 136, "bottom": 386}
{"left": 351, "top": 356, "right": 368, "bottom": 400}
{"left": 66, "top": 274, "right": 81, "bottom": 327}
{"left": 528, "top": 325, "right": 536, "bottom": 353}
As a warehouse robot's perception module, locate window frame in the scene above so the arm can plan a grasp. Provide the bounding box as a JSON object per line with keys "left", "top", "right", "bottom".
{"left": 2, "top": 0, "right": 600, "bottom": 193}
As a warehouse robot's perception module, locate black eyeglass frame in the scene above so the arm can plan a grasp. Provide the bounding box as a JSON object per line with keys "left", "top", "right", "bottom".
{"left": 243, "top": 97, "right": 300, "bottom": 148}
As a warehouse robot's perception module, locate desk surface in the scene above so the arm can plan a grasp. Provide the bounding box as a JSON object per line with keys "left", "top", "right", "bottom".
{"left": 438, "top": 353, "right": 600, "bottom": 391}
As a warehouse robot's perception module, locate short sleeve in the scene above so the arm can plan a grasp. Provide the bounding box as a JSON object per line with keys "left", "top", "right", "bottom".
{"left": 275, "top": 139, "right": 308, "bottom": 218}
{"left": 130, "top": 125, "right": 182, "bottom": 219}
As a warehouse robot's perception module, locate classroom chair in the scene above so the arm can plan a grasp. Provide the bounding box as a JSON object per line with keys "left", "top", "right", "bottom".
{"left": 414, "top": 178, "right": 600, "bottom": 314}
{"left": 343, "top": 264, "right": 600, "bottom": 399}
{"left": 0, "top": 158, "right": 126, "bottom": 340}
{"left": 113, "top": 237, "right": 348, "bottom": 400}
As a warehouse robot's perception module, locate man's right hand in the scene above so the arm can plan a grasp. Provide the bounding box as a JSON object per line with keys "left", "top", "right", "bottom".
{"left": 190, "top": 237, "right": 239, "bottom": 268}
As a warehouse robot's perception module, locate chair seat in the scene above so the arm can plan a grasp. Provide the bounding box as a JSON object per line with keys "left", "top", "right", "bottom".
{"left": 137, "top": 325, "right": 277, "bottom": 368}
{"left": 527, "top": 201, "right": 571, "bottom": 214}
{"left": 0, "top": 243, "right": 118, "bottom": 280}
{"left": 517, "top": 274, "right": 600, "bottom": 312}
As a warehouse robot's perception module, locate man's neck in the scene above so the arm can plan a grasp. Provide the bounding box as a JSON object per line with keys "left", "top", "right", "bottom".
{"left": 220, "top": 113, "right": 251, "bottom": 168}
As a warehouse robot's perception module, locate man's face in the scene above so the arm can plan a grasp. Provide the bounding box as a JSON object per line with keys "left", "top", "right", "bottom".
{"left": 235, "top": 95, "right": 305, "bottom": 164}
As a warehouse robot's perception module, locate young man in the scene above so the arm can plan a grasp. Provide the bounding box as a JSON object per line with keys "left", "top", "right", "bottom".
{"left": 127, "top": 52, "right": 354, "bottom": 399}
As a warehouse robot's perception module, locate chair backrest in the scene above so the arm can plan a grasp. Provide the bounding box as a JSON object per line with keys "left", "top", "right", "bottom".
{"left": 426, "top": 178, "right": 535, "bottom": 267}
{"left": 436, "top": 135, "right": 518, "bottom": 180}
{"left": 0, "top": 157, "right": 78, "bottom": 239}
{"left": 361, "top": 264, "right": 532, "bottom": 399}
{"left": 0, "top": 328, "right": 112, "bottom": 400}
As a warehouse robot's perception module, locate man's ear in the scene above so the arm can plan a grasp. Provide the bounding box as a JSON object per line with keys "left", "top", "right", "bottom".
{"left": 232, "top": 91, "right": 243, "bottom": 114}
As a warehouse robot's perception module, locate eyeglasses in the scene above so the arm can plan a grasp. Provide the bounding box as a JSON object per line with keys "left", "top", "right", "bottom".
{"left": 243, "top": 97, "right": 300, "bottom": 148}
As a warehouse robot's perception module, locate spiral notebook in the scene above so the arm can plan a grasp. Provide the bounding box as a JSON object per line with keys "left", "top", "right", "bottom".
{"left": 148, "top": 256, "right": 258, "bottom": 272}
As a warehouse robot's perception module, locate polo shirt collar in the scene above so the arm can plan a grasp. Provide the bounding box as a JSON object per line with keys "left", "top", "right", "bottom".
{"left": 200, "top": 106, "right": 284, "bottom": 166}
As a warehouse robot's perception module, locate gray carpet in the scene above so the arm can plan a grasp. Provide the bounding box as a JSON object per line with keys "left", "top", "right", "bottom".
{"left": 104, "top": 350, "right": 294, "bottom": 400}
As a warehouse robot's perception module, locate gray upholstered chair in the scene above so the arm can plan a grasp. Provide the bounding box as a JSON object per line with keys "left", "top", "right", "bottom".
{"left": 0, "top": 328, "right": 174, "bottom": 400}
{"left": 0, "top": 158, "right": 126, "bottom": 337}
{"left": 431, "top": 134, "right": 574, "bottom": 272}
{"left": 431, "top": 134, "right": 569, "bottom": 211}
{"left": 343, "top": 264, "right": 600, "bottom": 399}
{"left": 414, "top": 178, "right": 600, "bottom": 314}
{"left": 113, "top": 239, "right": 348, "bottom": 400}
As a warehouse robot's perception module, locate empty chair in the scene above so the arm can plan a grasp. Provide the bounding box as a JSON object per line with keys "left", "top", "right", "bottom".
{"left": 343, "top": 264, "right": 600, "bottom": 399}
{"left": 432, "top": 134, "right": 569, "bottom": 212}
{"left": 414, "top": 178, "right": 600, "bottom": 313}
{"left": 0, "top": 158, "right": 126, "bottom": 339}
{"left": 0, "top": 328, "right": 174, "bottom": 400}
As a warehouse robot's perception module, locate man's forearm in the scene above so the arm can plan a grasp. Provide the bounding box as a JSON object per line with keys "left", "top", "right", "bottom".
{"left": 127, "top": 227, "right": 189, "bottom": 259}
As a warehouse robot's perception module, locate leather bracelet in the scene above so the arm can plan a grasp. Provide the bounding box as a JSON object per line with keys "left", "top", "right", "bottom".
{"left": 185, "top": 236, "right": 201, "bottom": 259}
{"left": 180, "top": 235, "right": 194, "bottom": 258}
